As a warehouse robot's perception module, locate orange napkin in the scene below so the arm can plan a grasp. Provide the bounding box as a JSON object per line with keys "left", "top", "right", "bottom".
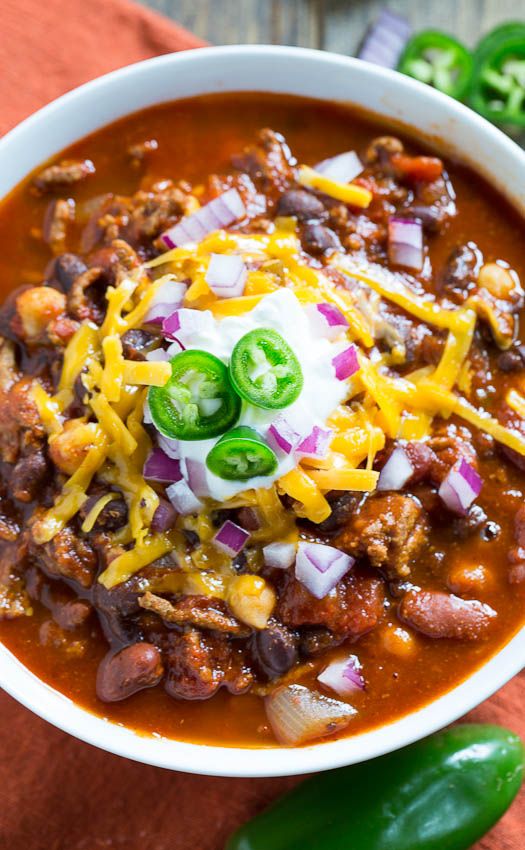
{"left": 0, "top": 1, "right": 523, "bottom": 847}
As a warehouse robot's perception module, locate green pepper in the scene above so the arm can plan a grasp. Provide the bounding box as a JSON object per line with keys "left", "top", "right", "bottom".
{"left": 471, "top": 24, "right": 525, "bottom": 126}
{"left": 230, "top": 329, "right": 303, "bottom": 410}
{"left": 398, "top": 31, "right": 474, "bottom": 100}
{"left": 148, "top": 350, "right": 240, "bottom": 441}
{"left": 206, "top": 426, "right": 277, "bottom": 480}
{"left": 226, "top": 724, "right": 524, "bottom": 850}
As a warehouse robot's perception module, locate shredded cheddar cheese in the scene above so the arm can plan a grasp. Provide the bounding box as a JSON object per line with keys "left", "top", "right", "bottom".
{"left": 298, "top": 165, "right": 373, "bottom": 208}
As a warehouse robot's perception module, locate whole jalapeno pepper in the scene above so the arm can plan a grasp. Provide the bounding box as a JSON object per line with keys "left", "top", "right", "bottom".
{"left": 229, "top": 328, "right": 303, "bottom": 410}
{"left": 206, "top": 426, "right": 277, "bottom": 480}
{"left": 148, "top": 349, "right": 240, "bottom": 441}
{"left": 226, "top": 724, "right": 524, "bottom": 850}
{"left": 398, "top": 30, "right": 474, "bottom": 100}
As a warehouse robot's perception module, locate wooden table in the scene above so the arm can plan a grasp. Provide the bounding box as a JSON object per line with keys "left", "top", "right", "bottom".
{"left": 141, "top": 0, "right": 522, "bottom": 51}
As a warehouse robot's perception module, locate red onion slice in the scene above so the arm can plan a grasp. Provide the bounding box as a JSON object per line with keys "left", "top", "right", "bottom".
{"left": 295, "top": 542, "right": 354, "bottom": 599}
{"left": 438, "top": 458, "right": 482, "bottom": 515}
{"left": 332, "top": 345, "right": 360, "bottom": 381}
{"left": 143, "top": 448, "right": 182, "bottom": 483}
{"left": 166, "top": 478, "right": 202, "bottom": 515}
{"left": 161, "top": 188, "right": 246, "bottom": 249}
{"left": 267, "top": 415, "right": 302, "bottom": 456}
{"left": 150, "top": 498, "right": 177, "bottom": 533}
{"left": 157, "top": 433, "right": 180, "bottom": 459}
{"left": 314, "top": 151, "right": 363, "bottom": 183}
{"left": 377, "top": 446, "right": 415, "bottom": 491}
{"left": 317, "top": 654, "right": 365, "bottom": 698}
{"left": 296, "top": 426, "right": 332, "bottom": 460}
{"left": 205, "top": 253, "right": 247, "bottom": 298}
{"left": 163, "top": 307, "right": 213, "bottom": 343}
{"left": 184, "top": 458, "right": 210, "bottom": 498}
{"left": 357, "top": 9, "right": 411, "bottom": 69}
{"left": 144, "top": 280, "right": 187, "bottom": 324}
{"left": 213, "top": 520, "right": 250, "bottom": 557}
{"left": 306, "top": 302, "right": 349, "bottom": 340}
{"left": 263, "top": 542, "right": 296, "bottom": 570}
{"left": 265, "top": 684, "right": 356, "bottom": 746}
{"left": 388, "top": 216, "right": 424, "bottom": 271}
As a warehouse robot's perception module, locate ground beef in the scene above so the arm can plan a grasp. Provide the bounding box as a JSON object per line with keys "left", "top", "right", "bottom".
{"left": 138, "top": 592, "right": 248, "bottom": 635}
{"left": 165, "top": 628, "right": 253, "bottom": 700}
{"left": 231, "top": 128, "right": 294, "bottom": 195}
{"left": 35, "top": 526, "right": 98, "bottom": 589}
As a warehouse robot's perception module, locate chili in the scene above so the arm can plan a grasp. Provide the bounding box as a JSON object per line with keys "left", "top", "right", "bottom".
{"left": 398, "top": 31, "right": 474, "bottom": 100}
{"left": 206, "top": 425, "right": 278, "bottom": 480}
{"left": 148, "top": 350, "right": 240, "bottom": 441}
{"left": 230, "top": 328, "right": 303, "bottom": 410}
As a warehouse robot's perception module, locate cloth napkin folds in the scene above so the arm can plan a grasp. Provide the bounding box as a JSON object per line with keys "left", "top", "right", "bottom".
{"left": 0, "top": 1, "right": 523, "bottom": 847}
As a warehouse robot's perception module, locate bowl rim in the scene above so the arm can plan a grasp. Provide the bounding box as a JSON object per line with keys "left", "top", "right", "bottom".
{"left": 1, "top": 43, "right": 524, "bottom": 778}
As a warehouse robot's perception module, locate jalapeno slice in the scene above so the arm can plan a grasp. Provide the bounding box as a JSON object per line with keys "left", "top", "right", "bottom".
{"left": 148, "top": 350, "right": 241, "bottom": 441}
{"left": 206, "top": 426, "right": 278, "bottom": 480}
{"left": 398, "top": 31, "right": 474, "bottom": 100}
{"left": 230, "top": 329, "right": 303, "bottom": 410}
{"left": 471, "top": 25, "right": 525, "bottom": 127}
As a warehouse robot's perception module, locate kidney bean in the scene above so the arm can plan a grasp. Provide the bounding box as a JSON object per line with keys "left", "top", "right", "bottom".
{"left": 96, "top": 642, "right": 164, "bottom": 702}
{"left": 277, "top": 189, "right": 326, "bottom": 222}
{"left": 399, "top": 590, "right": 496, "bottom": 640}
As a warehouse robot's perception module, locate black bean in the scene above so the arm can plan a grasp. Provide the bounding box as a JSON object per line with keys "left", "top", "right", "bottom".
{"left": 121, "top": 328, "right": 157, "bottom": 361}
{"left": 497, "top": 345, "right": 525, "bottom": 373}
{"left": 11, "top": 450, "right": 49, "bottom": 503}
{"left": 299, "top": 626, "right": 343, "bottom": 658}
{"left": 452, "top": 504, "right": 487, "bottom": 540}
{"left": 301, "top": 223, "right": 341, "bottom": 255}
{"left": 254, "top": 623, "right": 298, "bottom": 678}
{"left": 277, "top": 189, "right": 326, "bottom": 222}
{"left": 54, "top": 253, "right": 88, "bottom": 291}
{"left": 96, "top": 643, "right": 164, "bottom": 702}
{"left": 151, "top": 498, "right": 177, "bottom": 533}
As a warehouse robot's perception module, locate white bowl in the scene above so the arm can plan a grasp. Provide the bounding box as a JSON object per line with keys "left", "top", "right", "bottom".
{"left": 1, "top": 45, "right": 524, "bottom": 778}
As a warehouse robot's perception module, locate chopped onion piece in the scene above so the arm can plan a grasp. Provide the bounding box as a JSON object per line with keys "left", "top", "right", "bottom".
{"left": 157, "top": 433, "right": 180, "bottom": 459}
{"left": 213, "top": 520, "right": 250, "bottom": 557}
{"left": 332, "top": 345, "right": 360, "bottom": 381}
{"left": 314, "top": 151, "right": 363, "bottom": 183}
{"left": 318, "top": 655, "right": 365, "bottom": 698}
{"left": 296, "top": 426, "right": 332, "bottom": 460}
{"left": 166, "top": 339, "right": 185, "bottom": 356}
{"left": 163, "top": 307, "right": 214, "bottom": 343}
{"left": 357, "top": 9, "right": 411, "bottom": 69}
{"left": 305, "top": 302, "right": 349, "bottom": 340}
{"left": 161, "top": 188, "right": 246, "bottom": 249}
{"left": 377, "top": 446, "right": 414, "bottom": 491}
{"left": 388, "top": 216, "right": 423, "bottom": 271}
{"left": 166, "top": 478, "right": 202, "bottom": 516}
{"left": 295, "top": 542, "right": 354, "bottom": 599}
{"left": 263, "top": 542, "right": 296, "bottom": 570}
{"left": 267, "top": 415, "right": 302, "bottom": 456}
{"left": 143, "top": 448, "right": 182, "bottom": 483}
{"left": 143, "top": 398, "right": 153, "bottom": 425}
{"left": 146, "top": 348, "right": 171, "bottom": 362}
{"left": 184, "top": 458, "right": 210, "bottom": 498}
{"left": 143, "top": 280, "right": 187, "bottom": 323}
{"left": 205, "top": 253, "right": 247, "bottom": 298}
{"left": 265, "top": 684, "right": 356, "bottom": 745}
{"left": 438, "top": 458, "right": 482, "bottom": 515}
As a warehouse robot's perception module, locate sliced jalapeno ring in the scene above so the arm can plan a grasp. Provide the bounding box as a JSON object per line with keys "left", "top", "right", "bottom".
{"left": 206, "top": 426, "right": 278, "bottom": 481}
{"left": 398, "top": 31, "right": 474, "bottom": 100}
{"left": 148, "top": 350, "right": 241, "bottom": 441}
{"left": 230, "top": 328, "right": 303, "bottom": 410}
{"left": 471, "top": 34, "right": 525, "bottom": 127}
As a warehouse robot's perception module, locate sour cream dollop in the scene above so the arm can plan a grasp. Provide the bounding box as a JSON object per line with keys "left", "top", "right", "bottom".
{"left": 169, "top": 289, "right": 350, "bottom": 501}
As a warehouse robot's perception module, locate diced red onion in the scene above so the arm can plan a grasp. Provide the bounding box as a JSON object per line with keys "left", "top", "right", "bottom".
{"left": 317, "top": 655, "right": 365, "bottom": 698}
{"left": 263, "top": 542, "right": 296, "bottom": 570}
{"left": 161, "top": 188, "right": 246, "bottom": 249}
{"left": 306, "top": 302, "right": 349, "bottom": 340}
{"left": 357, "top": 9, "right": 411, "bottom": 69}
{"left": 332, "top": 345, "right": 360, "bottom": 381}
{"left": 166, "top": 478, "right": 202, "bottom": 516}
{"left": 265, "top": 684, "right": 356, "bottom": 746}
{"left": 295, "top": 542, "right": 354, "bottom": 599}
{"left": 314, "top": 151, "right": 363, "bottom": 183}
{"left": 184, "top": 458, "right": 210, "bottom": 498}
{"left": 438, "top": 458, "right": 483, "bottom": 515}
{"left": 150, "top": 498, "right": 177, "bottom": 533}
{"left": 388, "top": 216, "right": 423, "bottom": 271}
{"left": 205, "top": 253, "right": 247, "bottom": 298}
{"left": 143, "top": 280, "right": 187, "bottom": 323}
{"left": 377, "top": 446, "right": 414, "bottom": 491}
{"left": 143, "top": 448, "right": 182, "bottom": 483}
{"left": 157, "top": 433, "right": 180, "bottom": 459}
{"left": 162, "top": 307, "right": 213, "bottom": 343}
{"left": 213, "top": 520, "right": 250, "bottom": 557}
{"left": 146, "top": 348, "right": 171, "bottom": 362}
{"left": 267, "top": 415, "right": 302, "bottom": 456}
{"left": 296, "top": 426, "right": 332, "bottom": 460}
